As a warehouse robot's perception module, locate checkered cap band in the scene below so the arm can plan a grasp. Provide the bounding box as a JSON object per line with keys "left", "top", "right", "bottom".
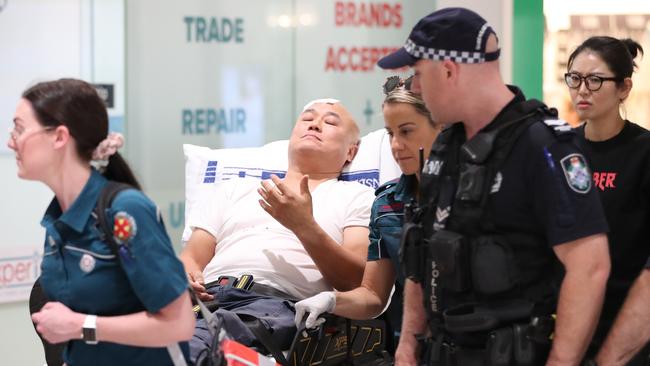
{"left": 404, "top": 39, "right": 485, "bottom": 64}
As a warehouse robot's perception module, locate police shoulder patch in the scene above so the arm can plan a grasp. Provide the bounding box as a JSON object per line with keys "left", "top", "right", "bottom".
{"left": 560, "top": 153, "right": 591, "bottom": 194}
{"left": 113, "top": 211, "right": 137, "bottom": 244}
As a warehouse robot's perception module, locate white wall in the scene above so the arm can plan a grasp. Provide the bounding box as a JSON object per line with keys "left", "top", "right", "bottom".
{"left": 0, "top": 160, "right": 53, "bottom": 365}
{"left": 0, "top": 0, "right": 124, "bottom": 364}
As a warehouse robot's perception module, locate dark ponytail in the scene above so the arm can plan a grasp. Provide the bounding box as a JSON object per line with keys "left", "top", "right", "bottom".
{"left": 104, "top": 153, "right": 142, "bottom": 190}
{"left": 567, "top": 36, "right": 643, "bottom": 84}
{"left": 22, "top": 78, "right": 142, "bottom": 190}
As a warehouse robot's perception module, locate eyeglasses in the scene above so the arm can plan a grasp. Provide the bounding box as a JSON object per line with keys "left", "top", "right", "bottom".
{"left": 8, "top": 126, "right": 55, "bottom": 143}
{"left": 564, "top": 72, "right": 620, "bottom": 92}
{"left": 383, "top": 75, "right": 414, "bottom": 95}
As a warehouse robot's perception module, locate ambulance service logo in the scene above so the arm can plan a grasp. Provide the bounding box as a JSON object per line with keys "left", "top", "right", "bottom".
{"left": 560, "top": 154, "right": 591, "bottom": 194}
{"left": 113, "top": 211, "right": 137, "bottom": 244}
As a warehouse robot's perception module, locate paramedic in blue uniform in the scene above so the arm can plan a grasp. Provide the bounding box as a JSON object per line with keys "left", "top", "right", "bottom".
{"left": 377, "top": 8, "right": 611, "bottom": 366}
{"left": 8, "top": 79, "right": 194, "bottom": 366}
{"left": 294, "top": 77, "right": 441, "bottom": 351}
{"left": 564, "top": 35, "right": 650, "bottom": 365}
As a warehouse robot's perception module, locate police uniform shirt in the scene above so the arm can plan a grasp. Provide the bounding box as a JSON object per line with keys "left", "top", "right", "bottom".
{"left": 40, "top": 170, "right": 189, "bottom": 366}
{"left": 477, "top": 87, "right": 609, "bottom": 286}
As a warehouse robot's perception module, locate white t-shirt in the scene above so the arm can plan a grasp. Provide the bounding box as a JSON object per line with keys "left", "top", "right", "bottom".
{"left": 189, "top": 177, "right": 375, "bottom": 299}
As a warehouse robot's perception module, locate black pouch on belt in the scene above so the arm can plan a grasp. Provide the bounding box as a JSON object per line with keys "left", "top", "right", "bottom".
{"left": 400, "top": 222, "right": 424, "bottom": 282}
{"left": 486, "top": 327, "right": 513, "bottom": 366}
{"left": 513, "top": 323, "right": 540, "bottom": 366}
{"left": 430, "top": 230, "right": 470, "bottom": 292}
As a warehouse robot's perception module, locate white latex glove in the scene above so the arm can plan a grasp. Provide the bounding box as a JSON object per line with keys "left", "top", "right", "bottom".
{"left": 294, "top": 291, "right": 336, "bottom": 329}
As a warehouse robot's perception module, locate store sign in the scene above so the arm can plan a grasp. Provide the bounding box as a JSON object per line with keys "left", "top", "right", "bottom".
{"left": 0, "top": 247, "right": 41, "bottom": 304}
{"left": 183, "top": 16, "right": 245, "bottom": 43}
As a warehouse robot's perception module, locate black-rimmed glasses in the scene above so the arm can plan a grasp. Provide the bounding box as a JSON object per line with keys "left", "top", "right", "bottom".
{"left": 564, "top": 72, "right": 620, "bottom": 92}
{"left": 383, "top": 75, "right": 414, "bottom": 95}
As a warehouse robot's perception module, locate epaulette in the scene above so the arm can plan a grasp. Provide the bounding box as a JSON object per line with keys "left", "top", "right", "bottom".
{"left": 542, "top": 117, "right": 574, "bottom": 140}
{"left": 374, "top": 178, "right": 398, "bottom": 196}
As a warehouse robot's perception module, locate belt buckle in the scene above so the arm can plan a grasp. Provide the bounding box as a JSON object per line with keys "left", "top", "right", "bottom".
{"left": 233, "top": 274, "right": 254, "bottom": 291}
{"left": 214, "top": 274, "right": 254, "bottom": 291}
{"left": 216, "top": 275, "right": 237, "bottom": 287}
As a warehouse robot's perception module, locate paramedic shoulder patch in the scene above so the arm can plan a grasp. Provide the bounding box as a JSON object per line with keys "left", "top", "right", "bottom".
{"left": 560, "top": 154, "right": 591, "bottom": 194}
{"left": 113, "top": 211, "right": 137, "bottom": 243}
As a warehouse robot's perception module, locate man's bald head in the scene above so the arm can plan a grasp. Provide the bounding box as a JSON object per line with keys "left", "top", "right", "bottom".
{"left": 288, "top": 100, "right": 361, "bottom": 174}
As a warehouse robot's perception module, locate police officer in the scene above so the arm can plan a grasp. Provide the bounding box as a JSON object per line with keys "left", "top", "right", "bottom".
{"left": 596, "top": 257, "right": 650, "bottom": 365}
{"left": 377, "top": 8, "right": 611, "bottom": 365}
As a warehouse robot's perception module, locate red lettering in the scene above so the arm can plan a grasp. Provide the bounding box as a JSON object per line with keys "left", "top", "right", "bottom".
{"left": 369, "top": 47, "right": 380, "bottom": 69}
{"left": 394, "top": 3, "right": 403, "bottom": 28}
{"left": 598, "top": 172, "right": 606, "bottom": 190}
{"left": 383, "top": 4, "right": 392, "bottom": 27}
{"left": 334, "top": 1, "right": 403, "bottom": 28}
{"left": 359, "top": 3, "right": 368, "bottom": 26}
{"left": 370, "top": 3, "right": 381, "bottom": 26}
{"left": 338, "top": 47, "right": 348, "bottom": 71}
{"left": 349, "top": 47, "right": 360, "bottom": 71}
{"left": 325, "top": 47, "right": 337, "bottom": 71}
{"left": 15, "top": 262, "right": 30, "bottom": 282}
{"left": 335, "top": 2, "right": 345, "bottom": 26}
{"left": 324, "top": 46, "right": 400, "bottom": 72}
{"left": 0, "top": 260, "right": 35, "bottom": 287}
{"left": 593, "top": 172, "right": 617, "bottom": 191}
{"left": 605, "top": 173, "right": 616, "bottom": 188}
{"left": 361, "top": 47, "right": 371, "bottom": 71}
{"left": 2, "top": 264, "right": 14, "bottom": 285}
{"left": 347, "top": 2, "right": 356, "bottom": 26}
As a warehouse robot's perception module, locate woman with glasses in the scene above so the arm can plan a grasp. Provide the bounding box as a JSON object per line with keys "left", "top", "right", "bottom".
{"left": 8, "top": 79, "right": 194, "bottom": 366}
{"left": 294, "top": 76, "right": 441, "bottom": 356}
{"left": 566, "top": 36, "right": 650, "bottom": 365}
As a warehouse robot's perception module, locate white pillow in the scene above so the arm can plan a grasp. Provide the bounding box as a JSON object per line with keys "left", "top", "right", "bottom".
{"left": 182, "top": 129, "right": 400, "bottom": 243}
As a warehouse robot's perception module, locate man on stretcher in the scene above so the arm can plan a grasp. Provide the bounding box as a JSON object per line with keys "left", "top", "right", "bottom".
{"left": 180, "top": 98, "right": 375, "bottom": 363}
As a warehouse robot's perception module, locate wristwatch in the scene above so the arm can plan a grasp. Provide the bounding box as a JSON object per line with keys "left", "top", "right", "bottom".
{"left": 82, "top": 315, "right": 98, "bottom": 345}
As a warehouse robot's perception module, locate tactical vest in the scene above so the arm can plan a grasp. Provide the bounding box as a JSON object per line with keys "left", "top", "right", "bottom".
{"left": 402, "top": 99, "right": 571, "bottom": 344}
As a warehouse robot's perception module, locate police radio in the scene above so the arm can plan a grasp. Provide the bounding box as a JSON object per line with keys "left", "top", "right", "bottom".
{"left": 398, "top": 147, "right": 427, "bottom": 282}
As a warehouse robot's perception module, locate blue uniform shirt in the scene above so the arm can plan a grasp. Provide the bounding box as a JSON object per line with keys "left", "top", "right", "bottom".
{"left": 367, "top": 174, "right": 417, "bottom": 282}
{"left": 366, "top": 173, "right": 417, "bottom": 340}
{"left": 39, "top": 169, "right": 189, "bottom": 366}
